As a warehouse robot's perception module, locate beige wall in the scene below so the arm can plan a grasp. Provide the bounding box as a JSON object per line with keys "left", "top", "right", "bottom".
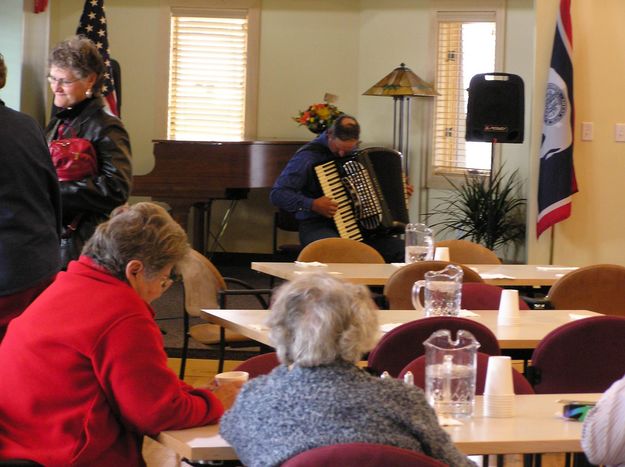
{"left": 41, "top": 0, "right": 625, "bottom": 263}
{"left": 528, "top": 0, "right": 625, "bottom": 267}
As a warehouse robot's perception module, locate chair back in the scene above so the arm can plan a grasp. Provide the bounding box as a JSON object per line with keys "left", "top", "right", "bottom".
{"left": 297, "top": 238, "right": 385, "bottom": 263}
{"left": 461, "top": 282, "right": 530, "bottom": 310}
{"left": 436, "top": 239, "right": 501, "bottom": 264}
{"left": 399, "top": 351, "right": 534, "bottom": 395}
{"left": 384, "top": 261, "right": 484, "bottom": 309}
{"left": 273, "top": 210, "right": 302, "bottom": 258}
{"left": 548, "top": 264, "right": 625, "bottom": 316}
{"left": 233, "top": 352, "right": 280, "bottom": 379}
{"left": 281, "top": 442, "right": 447, "bottom": 467}
{"left": 177, "top": 249, "right": 226, "bottom": 317}
{"left": 368, "top": 316, "right": 500, "bottom": 377}
{"left": 527, "top": 316, "right": 625, "bottom": 393}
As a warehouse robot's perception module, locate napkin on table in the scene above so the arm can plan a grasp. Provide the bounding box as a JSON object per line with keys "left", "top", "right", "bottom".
{"left": 294, "top": 261, "right": 327, "bottom": 267}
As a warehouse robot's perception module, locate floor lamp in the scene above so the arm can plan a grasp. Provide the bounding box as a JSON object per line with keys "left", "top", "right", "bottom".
{"left": 362, "top": 63, "right": 438, "bottom": 175}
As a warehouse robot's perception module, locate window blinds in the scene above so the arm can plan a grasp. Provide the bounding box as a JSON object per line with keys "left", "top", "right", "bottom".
{"left": 168, "top": 14, "right": 248, "bottom": 141}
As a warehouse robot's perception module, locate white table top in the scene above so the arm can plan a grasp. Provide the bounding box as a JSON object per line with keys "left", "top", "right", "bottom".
{"left": 251, "top": 262, "right": 578, "bottom": 287}
{"left": 201, "top": 308, "right": 600, "bottom": 350}
{"left": 156, "top": 393, "right": 601, "bottom": 460}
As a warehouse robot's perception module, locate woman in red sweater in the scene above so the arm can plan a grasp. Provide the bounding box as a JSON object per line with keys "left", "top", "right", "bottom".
{"left": 0, "top": 202, "right": 232, "bottom": 466}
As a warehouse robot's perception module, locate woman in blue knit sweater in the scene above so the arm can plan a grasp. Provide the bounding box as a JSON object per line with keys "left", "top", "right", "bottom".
{"left": 220, "top": 272, "right": 476, "bottom": 467}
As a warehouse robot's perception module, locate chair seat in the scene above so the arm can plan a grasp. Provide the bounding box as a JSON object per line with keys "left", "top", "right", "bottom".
{"left": 189, "top": 323, "right": 254, "bottom": 345}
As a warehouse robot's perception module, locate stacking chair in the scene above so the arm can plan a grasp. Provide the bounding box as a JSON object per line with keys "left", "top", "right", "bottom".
{"left": 297, "top": 238, "right": 385, "bottom": 263}
{"left": 384, "top": 261, "right": 484, "bottom": 309}
{"left": 282, "top": 442, "right": 447, "bottom": 467}
{"left": 461, "top": 282, "right": 530, "bottom": 311}
{"left": 177, "top": 249, "right": 272, "bottom": 378}
{"left": 367, "top": 317, "right": 500, "bottom": 377}
{"left": 546, "top": 264, "right": 625, "bottom": 316}
{"left": 435, "top": 239, "right": 501, "bottom": 264}
{"left": 399, "top": 351, "right": 534, "bottom": 395}
{"left": 526, "top": 315, "right": 625, "bottom": 393}
{"left": 233, "top": 352, "right": 280, "bottom": 379}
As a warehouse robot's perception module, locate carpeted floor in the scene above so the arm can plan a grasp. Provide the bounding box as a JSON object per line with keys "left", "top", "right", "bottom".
{"left": 152, "top": 264, "right": 277, "bottom": 359}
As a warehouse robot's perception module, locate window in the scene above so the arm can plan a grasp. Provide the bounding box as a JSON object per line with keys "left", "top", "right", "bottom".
{"left": 431, "top": 10, "right": 502, "bottom": 176}
{"left": 168, "top": 6, "right": 259, "bottom": 141}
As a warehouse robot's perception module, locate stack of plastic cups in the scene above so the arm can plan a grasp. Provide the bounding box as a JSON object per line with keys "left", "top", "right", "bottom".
{"left": 497, "top": 289, "right": 521, "bottom": 326}
{"left": 483, "top": 356, "right": 515, "bottom": 417}
{"left": 434, "top": 247, "right": 450, "bottom": 261}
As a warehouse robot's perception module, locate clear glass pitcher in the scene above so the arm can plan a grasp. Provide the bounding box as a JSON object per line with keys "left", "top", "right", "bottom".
{"left": 412, "top": 264, "right": 463, "bottom": 317}
{"left": 404, "top": 223, "right": 434, "bottom": 263}
{"left": 424, "top": 329, "right": 480, "bottom": 418}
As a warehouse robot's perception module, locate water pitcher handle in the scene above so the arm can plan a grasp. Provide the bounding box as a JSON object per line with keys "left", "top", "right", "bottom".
{"left": 412, "top": 280, "right": 426, "bottom": 312}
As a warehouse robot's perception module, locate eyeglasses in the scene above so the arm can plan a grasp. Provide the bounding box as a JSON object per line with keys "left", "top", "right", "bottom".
{"left": 47, "top": 75, "right": 81, "bottom": 87}
{"left": 159, "top": 271, "right": 181, "bottom": 291}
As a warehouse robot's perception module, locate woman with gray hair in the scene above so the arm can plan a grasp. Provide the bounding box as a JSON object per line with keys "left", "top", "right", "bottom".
{"left": 0, "top": 202, "right": 232, "bottom": 467}
{"left": 220, "top": 273, "right": 476, "bottom": 467}
{"left": 46, "top": 35, "right": 132, "bottom": 269}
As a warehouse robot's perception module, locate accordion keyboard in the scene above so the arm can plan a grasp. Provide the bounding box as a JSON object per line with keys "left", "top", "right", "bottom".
{"left": 315, "top": 162, "right": 364, "bottom": 241}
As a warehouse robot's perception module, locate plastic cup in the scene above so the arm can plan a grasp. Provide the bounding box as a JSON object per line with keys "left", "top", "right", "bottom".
{"left": 497, "top": 289, "right": 521, "bottom": 326}
{"left": 215, "top": 371, "right": 249, "bottom": 388}
{"left": 434, "top": 247, "right": 450, "bottom": 261}
{"left": 484, "top": 356, "right": 514, "bottom": 395}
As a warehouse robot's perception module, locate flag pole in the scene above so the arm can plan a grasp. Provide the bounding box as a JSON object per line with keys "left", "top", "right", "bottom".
{"left": 549, "top": 227, "right": 555, "bottom": 265}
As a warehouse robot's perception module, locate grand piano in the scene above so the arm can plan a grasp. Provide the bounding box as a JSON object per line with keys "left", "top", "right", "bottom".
{"left": 132, "top": 140, "right": 305, "bottom": 252}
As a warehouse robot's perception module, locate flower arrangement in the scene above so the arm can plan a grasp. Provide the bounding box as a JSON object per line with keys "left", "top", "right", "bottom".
{"left": 293, "top": 102, "right": 342, "bottom": 134}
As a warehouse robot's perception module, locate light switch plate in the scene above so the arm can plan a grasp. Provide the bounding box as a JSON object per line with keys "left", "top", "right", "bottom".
{"left": 616, "top": 123, "right": 625, "bottom": 142}
{"left": 581, "top": 122, "right": 593, "bottom": 141}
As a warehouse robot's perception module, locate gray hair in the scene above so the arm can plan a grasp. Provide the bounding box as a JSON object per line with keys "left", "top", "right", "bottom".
{"left": 0, "top": 53, "right": 6, "bottom": 89}
{"left": 48, "top": 36, "right": 105, "bottom": 96}
{"left": 83, "top": 202, "right": 190, "bottom": 281}
{"left": 268, "top": 273, "right": 379, "bottom": 366}
{"left": 328, "top": 114, "right": 360, "bottom": 141}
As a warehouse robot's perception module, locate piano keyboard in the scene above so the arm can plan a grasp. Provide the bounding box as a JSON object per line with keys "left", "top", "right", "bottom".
{"left": 315, "top": 161, "right": 364, "bottom": 241}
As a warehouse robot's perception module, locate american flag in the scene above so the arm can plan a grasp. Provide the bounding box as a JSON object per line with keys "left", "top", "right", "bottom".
{"left": 537, "top": 0, "right": 577, "bottom": 237}
{"left": 76, "top": 0, "right": 118, "bottom": 116}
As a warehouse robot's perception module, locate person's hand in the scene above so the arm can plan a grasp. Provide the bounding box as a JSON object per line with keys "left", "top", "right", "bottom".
{"left": 207, "top": 381, "right": 242, "bottom": 411}
{"left": 405, "top": 179, "right": 415, "bottom": 198}
{"left": 312, "top": 196, "right": 338, "bottom": 218}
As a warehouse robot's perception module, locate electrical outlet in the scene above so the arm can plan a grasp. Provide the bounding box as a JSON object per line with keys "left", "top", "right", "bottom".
{"left": 581, "top": 122, "right": 593, "bottom": 141}
{"left": 616, "top": 124, "right": 625, "bottom": 142}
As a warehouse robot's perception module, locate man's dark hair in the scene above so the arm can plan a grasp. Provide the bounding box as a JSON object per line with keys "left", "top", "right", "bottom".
{"left": 329, "top": 114, "right": 360, "bottom": 141}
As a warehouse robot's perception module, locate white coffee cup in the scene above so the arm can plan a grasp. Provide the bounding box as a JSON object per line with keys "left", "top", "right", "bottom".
{"left": 434, "top": 247, "right": 450, "bottom": 261}
{"left": 497, "top": 289, "right": 521, "bottom": 326}
{"left": 215, "top": 371, "right": 249, "bottom": 387}
{"left": 484, "top": 356, "right": 514, "bottom": 395}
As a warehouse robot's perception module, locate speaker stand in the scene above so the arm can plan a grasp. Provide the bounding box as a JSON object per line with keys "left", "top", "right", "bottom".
{"left": 489, "top": 138, "right": 498, "bottom": 186}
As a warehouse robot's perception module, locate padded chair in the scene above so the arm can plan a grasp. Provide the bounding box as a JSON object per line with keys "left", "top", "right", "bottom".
{"left": 435, "top": 239, "right": 501, "bottom": 264}
{"left": 233, "top": 352, "right": 280, "bottom": 379}
{"left": 546, "top": 264, "right": 625, "bottom": 316}
{"left": 384, "top": 261, "right": 484, "bottom": 309}
{"left": 177, "top": 249, "right": 272, "bottom": 378}
{"left": 526, "top": 315, "right": 625, "bottom": 394}
{"left": 272, "top": 210, "right": 302, "bottom": 260}
{"left": 297, "top": 238, "right": 385, "bottom": 263}
{"left": 281, "top": 442, "right": 446, "bottom": 467}
{"left": 461, "top": 282, "right": 530, "bottom": 311}
{"left": 399, "top": 351, "right": 534, "bottom": 395}
{"left": 368, "top": 316, "right": 501, "bottom": 377}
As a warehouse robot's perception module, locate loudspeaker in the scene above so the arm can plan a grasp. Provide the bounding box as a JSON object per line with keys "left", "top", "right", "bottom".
{"left": 466, "top": 73, "right": 524, "bottom": 143}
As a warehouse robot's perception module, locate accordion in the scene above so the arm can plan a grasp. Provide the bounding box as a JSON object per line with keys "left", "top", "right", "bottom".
{"left": 314, "top": 147, "right": 409, "bottom": 241}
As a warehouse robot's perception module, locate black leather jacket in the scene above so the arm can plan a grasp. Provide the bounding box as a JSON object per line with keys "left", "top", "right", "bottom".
{"left": 46, "top": 97, "right": 132, "bottom": 249}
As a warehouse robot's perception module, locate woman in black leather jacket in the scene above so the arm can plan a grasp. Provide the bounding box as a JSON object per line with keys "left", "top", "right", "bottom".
{"left": 45, "top": 36, "right": 131, "bottom": 268}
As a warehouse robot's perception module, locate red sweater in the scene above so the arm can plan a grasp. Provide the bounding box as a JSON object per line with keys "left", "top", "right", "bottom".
{"left": 0, "top": 257, "right": 223, "bottom": 466}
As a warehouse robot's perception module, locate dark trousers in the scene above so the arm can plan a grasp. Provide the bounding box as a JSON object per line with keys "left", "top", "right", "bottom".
{"left": 299, "top": 217, "right": 404, "bottom": 263}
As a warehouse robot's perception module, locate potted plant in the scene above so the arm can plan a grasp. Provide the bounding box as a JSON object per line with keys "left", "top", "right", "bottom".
{"left": 425, "top": 167, "right": 526, "bottom": 252}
